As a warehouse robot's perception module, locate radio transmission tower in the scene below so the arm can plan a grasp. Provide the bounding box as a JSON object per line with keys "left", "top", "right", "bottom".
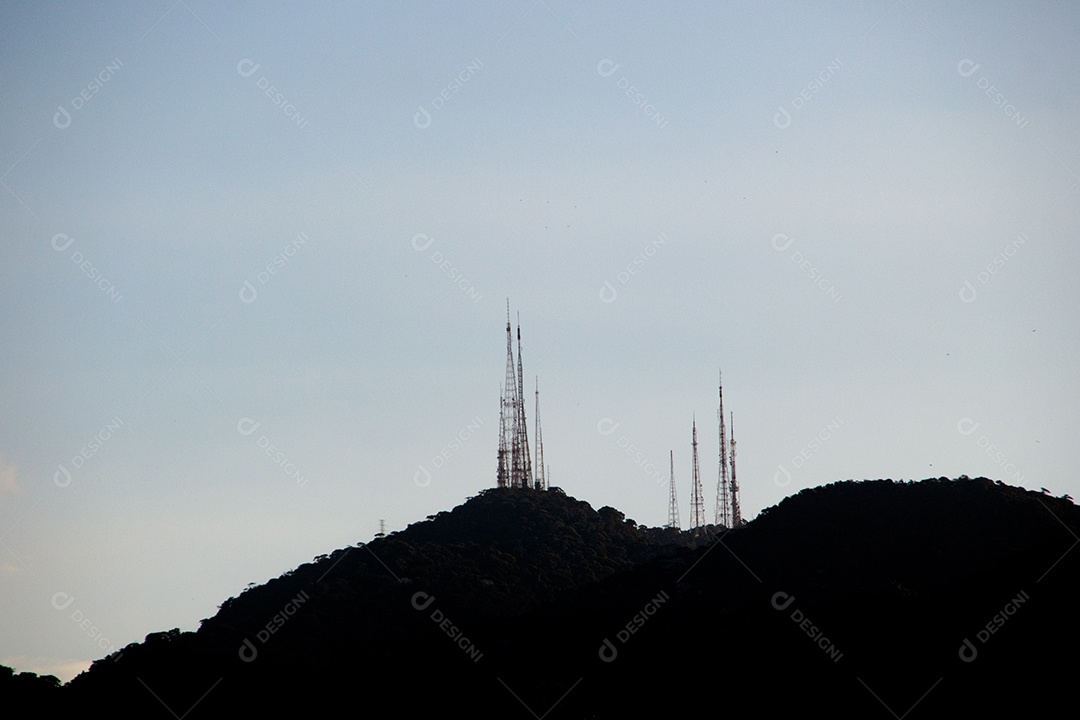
{"left": 497, "top": 302, "right": 543, "bottom": 490}
{"left": 497, "top": 303, "right": 516, "bottom": 488}
{"left": 690, "top": 417, "right": 706, "bottom": 528}
{"left": 715, "top": 370, "right": 731, "bottom": 527}
{"left": 512, "top": 315, "right": 533, "bottom": 488}
{"left": 534, "top": 376, "right": 546, "bottom": 490}
{"left": 667, "top": 450, "right": 680, "bottom": 529}
{"left": 730, "top": 411, "right": 741, "bottom": 527}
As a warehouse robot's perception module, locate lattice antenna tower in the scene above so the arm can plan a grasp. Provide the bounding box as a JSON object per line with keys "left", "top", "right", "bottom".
{"left": 497, "top": 301, "right": 517, "bottom": 488}
{"left": 690, "top": 417, "right": 706, "bottom": 528}
{"left": 512, "top": 314, "right": 533, "bottom": 488}
{"left": 667, "top": 450, "right": 680, "bottom": 529}
{"left": 534, "top": 376, "right": 546, "bottom": 490}
{"left": 715, "top": 369, "right": 731, "bottom": 527}
{"left": 730, "top": 411, "right": 741, "bottom": 527}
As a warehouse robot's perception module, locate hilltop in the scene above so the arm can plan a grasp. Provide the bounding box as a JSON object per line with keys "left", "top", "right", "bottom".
{"left": 8, "top": 477, "right": 1079, "bottom": 718}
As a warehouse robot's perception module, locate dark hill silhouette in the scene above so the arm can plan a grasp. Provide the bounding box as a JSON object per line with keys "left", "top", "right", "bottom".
{"left": 10, "top": 477, "right": 1079, "bottom": 718}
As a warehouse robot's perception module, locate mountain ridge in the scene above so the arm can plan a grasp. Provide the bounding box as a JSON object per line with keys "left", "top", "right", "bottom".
{"left": 8, "top": 476, "right": 1078, "bottom": 718}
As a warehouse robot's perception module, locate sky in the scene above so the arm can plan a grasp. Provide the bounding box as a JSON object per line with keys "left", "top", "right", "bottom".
{"left": 1, "top": 0, "right": 1077, "bottom": 683}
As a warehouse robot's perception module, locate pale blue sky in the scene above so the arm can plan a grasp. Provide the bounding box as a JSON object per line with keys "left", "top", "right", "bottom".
{"left": 1, "top": 0, "right": 1077, "bottom": 681}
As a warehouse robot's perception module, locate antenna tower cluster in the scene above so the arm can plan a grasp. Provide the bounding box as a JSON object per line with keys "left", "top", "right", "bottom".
{"left": 717, "top": 372, "right": 742, "bottom": 527}
{"left": 491, "top": 307, "right": 737, "bottom": 522}
{"left": 668, "top": 369, "right": 744, "bottom": 530}
{"left": 496, "top": 301, "right": 546, "bottom": 490}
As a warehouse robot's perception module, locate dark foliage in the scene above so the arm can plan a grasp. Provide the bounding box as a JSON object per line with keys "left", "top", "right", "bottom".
{"left": 0, "top": 664, "right": 61, "bottom": 710}
{"left": 11, "top": 478, "right": 1080, "bottom": 718}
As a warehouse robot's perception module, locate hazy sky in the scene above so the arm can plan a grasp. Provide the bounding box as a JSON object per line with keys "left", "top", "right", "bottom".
{"left": 1, "top": 0, "right": 1077, "bottom": 682}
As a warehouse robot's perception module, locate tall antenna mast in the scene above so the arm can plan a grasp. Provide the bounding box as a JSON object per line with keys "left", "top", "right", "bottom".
{"left": 690, "top": 417, "right": 706, "bottom": 528}
{"left": 715, "top": 369, "right": 731, "bottom": 527}
{"left": 512, "top": 313, "right": 533, "bottom": 488}
{"left": 534, "top": 376, "right": 546, "bottom": 490}
{"left": 667, "top": 450, "right": 680, "bottom": 529}
{"left": 730, "top": 411, "right": 741, "bottom": 527}
{"left": 497, "top": 300, "right": 516, "bottom": 488}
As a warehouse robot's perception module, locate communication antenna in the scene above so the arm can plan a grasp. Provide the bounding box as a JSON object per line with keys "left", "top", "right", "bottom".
{"left": 534, "top": 377, "right": 546, "bottom": 490}
{"left": 690, "top": 417, "right": 706, "bottom": 528}
{"left": 715, "top": 369, "right": 731, "bottom": 527}
{"left": 667, "top": 450, "right": 680, "bottom": 529}
{"left": 730, "top": 412, "right": 741, "bottom": 527}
